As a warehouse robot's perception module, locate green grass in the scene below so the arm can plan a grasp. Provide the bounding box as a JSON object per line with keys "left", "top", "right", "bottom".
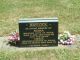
{"left": 0, "top": 0, "right": 80, "bottom": 36}
{"left": 0, "top": 0, "right": 80, "bottom": 60}
{"left": 0, "top": 47, "right": 80, "bottom": 60}
{"left": 0, "top": 37, "right": 80, "bottom": 60}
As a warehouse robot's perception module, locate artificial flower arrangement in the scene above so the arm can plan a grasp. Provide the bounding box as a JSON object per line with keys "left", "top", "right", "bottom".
{"left": 58, "top": 31, "right": 75, "bottom": 45}
{"left": 8, "top": 31, "right": 75, "bottom": 46}
{"left": 8, "top": 31, "right": 20, "bottom": 46}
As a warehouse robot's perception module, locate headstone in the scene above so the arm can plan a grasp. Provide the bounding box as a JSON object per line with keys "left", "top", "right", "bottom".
{"left": 19, "top": 18, "right": 58, "bottom": 47}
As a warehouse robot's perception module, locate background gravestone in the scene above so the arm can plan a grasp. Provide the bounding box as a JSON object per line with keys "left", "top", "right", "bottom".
{"left": 19, "top": 18, "right": 58, "bottom": 47}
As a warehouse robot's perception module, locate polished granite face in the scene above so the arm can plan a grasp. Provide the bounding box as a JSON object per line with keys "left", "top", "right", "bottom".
{"left": 18, "top": 18, "right": 58, "bottom": 47}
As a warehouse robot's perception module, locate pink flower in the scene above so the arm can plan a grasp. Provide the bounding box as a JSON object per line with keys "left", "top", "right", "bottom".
{"left": 8, "top": 32, "right": 20, "bottom": 42}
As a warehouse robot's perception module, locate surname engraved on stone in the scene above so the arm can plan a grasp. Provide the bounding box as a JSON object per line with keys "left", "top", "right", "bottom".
{"left": 29, "top": 23, "right": 47, "bottom": 27}
{"left": 25, "top": 23, "right": 52, "bottom": 30}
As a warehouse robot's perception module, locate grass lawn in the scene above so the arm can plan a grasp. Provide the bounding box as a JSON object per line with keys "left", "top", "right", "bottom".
{"left": 0, "top": 0, "right": 80, "bottom": 60}
{"left": 0, "top": 47, "right": 80, "bottom": 60}
{"left": 0, "top": 35, "right": 80, "bottom": 60}
{"left": 0, "top": 0, "right": 80, "bottom": 36}
{"left": 0, "top": 37, "right": 80, "bottom": 60}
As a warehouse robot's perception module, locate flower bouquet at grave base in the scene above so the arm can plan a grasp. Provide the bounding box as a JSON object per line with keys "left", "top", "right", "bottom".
{"left": 58, "top": 31, "right": 75, "bottom": 45}
{"left": 8, "top": 31, "right": 20, "bottom": 46}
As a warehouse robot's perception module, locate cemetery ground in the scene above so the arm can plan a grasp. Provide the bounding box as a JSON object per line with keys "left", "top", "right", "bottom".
{"left": 0, "top": 0, "right": 80, "bottom": 60}
{"left": 0, "top": 37, "right": 80, "bottom": 60}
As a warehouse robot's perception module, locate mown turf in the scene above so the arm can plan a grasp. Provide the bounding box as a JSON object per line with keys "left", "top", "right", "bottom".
{"left": 0, "top": 0, "right": 80, "bottom": 36}
{"left": 0, "top": 0, "right": 80, "bottom": 60}
{"left": 0, "top": 47, "right": 80, "bottom": 60}
{"left": 0, "top": 37, "right": 80, "bottom": 60}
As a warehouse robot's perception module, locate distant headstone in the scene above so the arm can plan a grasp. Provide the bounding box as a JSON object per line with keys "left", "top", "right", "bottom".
{"left": 19, "top": 18, "right": 58, "bottom": 47}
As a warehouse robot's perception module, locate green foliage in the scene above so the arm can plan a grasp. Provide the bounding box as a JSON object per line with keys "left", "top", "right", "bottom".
{"left": 58, "top": 31, "right": 70, "bottom": 41}
{"left": 59, "top": 33, "right": 69, "bottom": 41}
